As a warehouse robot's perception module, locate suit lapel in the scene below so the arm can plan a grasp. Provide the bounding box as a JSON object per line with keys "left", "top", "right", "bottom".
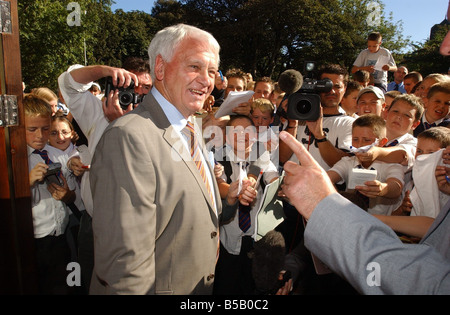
{"left": 143, "top": 93, "right": 219, "bottom": 218}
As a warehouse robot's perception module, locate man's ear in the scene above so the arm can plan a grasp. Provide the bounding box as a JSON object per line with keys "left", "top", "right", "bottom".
{"left": 378, "top": 137, "right": 388, "bottom": 147}
{"left": 154, "top": 54, "right": 165, "bottom": 81}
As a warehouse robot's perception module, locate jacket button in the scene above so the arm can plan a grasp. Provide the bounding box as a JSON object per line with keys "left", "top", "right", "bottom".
{"left": 207, "top": 274, "right": 215, "bottom": 281}
{"left": 211, "top": 231, "right": 217, "bottom": 238}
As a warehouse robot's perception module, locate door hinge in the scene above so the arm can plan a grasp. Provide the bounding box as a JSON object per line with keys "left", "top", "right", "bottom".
{"left": 0, "top": 1, "right": 11, "bottom": 34}
{"left": 0, "top": 95, "right": 18, "bottom": 127}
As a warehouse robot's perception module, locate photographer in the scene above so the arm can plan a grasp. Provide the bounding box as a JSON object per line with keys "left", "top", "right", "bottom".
{"left": 279, "top": 64, "right": 354, "bottom": 170}
{"left": 57, "top": 57, "right": 152, "bottom": 293}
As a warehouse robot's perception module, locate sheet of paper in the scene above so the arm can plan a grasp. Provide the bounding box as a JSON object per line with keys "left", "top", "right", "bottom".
{"left": 374, "top": 56, "right": 389, "bottom": 71}
{"left": 347, "top": 168, "right": 377, "bottom": 189}
{"left": 254, "top": 173, "right": 285, "bottom": 241}
{"left": 215, "top": 91, "right": 254, "bottom": 118}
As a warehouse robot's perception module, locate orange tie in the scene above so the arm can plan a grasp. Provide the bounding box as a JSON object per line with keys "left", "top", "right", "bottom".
{"left": 182, "top": 121, "right": 216, "bottom": 211}
{"left": 182, "top": 122, "right": 220, "bottom": 263}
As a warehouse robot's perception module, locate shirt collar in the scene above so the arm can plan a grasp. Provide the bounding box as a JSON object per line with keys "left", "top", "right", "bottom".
{"left": 151, "top": 88, "right": 188, "bottom": 133}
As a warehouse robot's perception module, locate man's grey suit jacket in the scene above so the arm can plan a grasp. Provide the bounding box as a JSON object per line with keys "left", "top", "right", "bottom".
{"left": 89, "top": 92, "right": 229, "bottom": 295}
{"left": 304, "top": 193, "right": 450, "bottom": 294}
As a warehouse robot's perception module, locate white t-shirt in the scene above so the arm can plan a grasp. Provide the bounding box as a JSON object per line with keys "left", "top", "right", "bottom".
{"left": 329, "top": 156, "right": 405, "bottom": 215}
{"left": 353, "top": 47, "right": 396, "bottom": 87}
{"left": 290, "top": 114, "right": 355, "bottom": 171}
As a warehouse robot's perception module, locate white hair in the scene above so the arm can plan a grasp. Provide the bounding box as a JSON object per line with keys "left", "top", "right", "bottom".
{"left": 148, "top": 24, "right": 220, "bottom": 81}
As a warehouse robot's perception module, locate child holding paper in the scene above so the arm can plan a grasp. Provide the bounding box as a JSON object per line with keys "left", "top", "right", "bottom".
{"left": 352, "top": 32, "right": 397, "bottom": 92}
{"left": 327, "top": 114, "right": 404, "bottom": 215}
{"left": 214, "top": 115, "right": 279, "bottom": 295}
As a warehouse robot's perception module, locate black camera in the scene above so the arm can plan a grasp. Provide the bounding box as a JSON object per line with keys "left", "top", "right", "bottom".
{"left": 105, "top": 76, "right": 143, "bottom": 110}
{"left": 286, "top": 62, "right": 333, "bottom": 121}
{"left": 45, "top": 162, "right": 62, "bottom": 186}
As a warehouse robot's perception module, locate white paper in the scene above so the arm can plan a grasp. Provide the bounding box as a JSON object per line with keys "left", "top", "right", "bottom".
{"left": 374, "top": 56, "right": 389, "bottom": 71}
{"left": 254, "top": 172, "right": 285, "bottom": 241}
{"left": 349, "top": 139, "right": 379, "bottom": 153}
{"left": 215, "top": 91, "right": 254, "bottom": 118}
{"left": 347, "top": 168, "right": 377, "bottom": 189}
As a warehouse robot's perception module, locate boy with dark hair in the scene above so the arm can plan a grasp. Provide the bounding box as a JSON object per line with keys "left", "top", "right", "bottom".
{"left": 413, "top": 81, "right": 450, "bottom": 137}
{"left": 327, "top": 114, "right": 404, "bottom": 215}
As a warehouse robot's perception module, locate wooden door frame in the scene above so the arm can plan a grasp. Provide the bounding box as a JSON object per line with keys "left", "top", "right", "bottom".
{"left": 0, "top": 0, "right": 38, "bottom": 294}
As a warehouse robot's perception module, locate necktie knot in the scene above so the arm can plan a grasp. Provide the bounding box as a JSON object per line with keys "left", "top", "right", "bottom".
{"left": 33, "top": 149, "right": 52, "bottom": 164}
{"left": 424, "top": 122, "right": 436, "bottom": 129}
{"left": 384, "top": 139, "right": 399, "bottom": 147}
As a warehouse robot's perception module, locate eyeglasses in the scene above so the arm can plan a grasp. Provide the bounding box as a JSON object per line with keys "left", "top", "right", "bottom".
{"left": 49, "top": 130, "right": 71, "bottom": 137}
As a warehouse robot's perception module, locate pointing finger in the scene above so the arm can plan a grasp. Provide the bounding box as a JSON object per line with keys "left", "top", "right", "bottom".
{"left": 279, "top": 131, "right": 319, "bottom": 167}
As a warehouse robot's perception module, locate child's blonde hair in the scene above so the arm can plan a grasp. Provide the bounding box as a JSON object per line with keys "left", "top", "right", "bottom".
{"left": 251, "top": 98, "right": 275, "bottom": 117}
{"left": 31, "top": 87, "right": 58, "bottom": 104}
{"left": 23, "top": 93, "right": 52, "bottom": 118}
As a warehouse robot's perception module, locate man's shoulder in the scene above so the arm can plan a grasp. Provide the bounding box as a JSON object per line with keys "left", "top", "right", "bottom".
{"left": 324, "top": 114, "right": 355, "bottom": 126}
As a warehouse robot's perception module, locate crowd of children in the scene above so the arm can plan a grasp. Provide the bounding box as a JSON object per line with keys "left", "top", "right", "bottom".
{"left": 24, "top": 29, "right": 450, "bottom": 295}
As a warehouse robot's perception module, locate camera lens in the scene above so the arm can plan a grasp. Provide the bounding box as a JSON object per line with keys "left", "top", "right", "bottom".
{"left": 296, "top": 99, "right": 312, "bottom": 115}
{"left": 120, "top": 92, "right": 133, "bottom": 106}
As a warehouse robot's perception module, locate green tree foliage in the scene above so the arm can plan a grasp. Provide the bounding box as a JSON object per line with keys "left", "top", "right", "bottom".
{"left": 18, "top": 0, "right": 158, "bottom": 91}
{"left": 178, "top": 0, "right": 409, "bottom": 79}
{"left": 18, "top": 0, "right": 417, "bottom": 91}
{"left": 401, "top": 25, "right": 450, "bottom": 76}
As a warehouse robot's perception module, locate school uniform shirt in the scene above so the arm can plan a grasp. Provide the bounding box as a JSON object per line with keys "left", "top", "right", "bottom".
{"left": 329, "top": 156, "right": 405, "bottom": 215}
{"left": 387, "top": 81, "right": 407, "bottom": 93}
{"left": 28, "top": 145, "right": 70, "bottom": 238}
{"left": 410, "top": 149, "right": 450, "bottom": 218}
{"left": 290, "top": 114, "right": 355, "bottom": 171}
{"left": 219, "top": 148, "right": 278, "bottom": 255}
{"left": 413, "top": 116, "right": 450, "bottom": 138}
{"left": 50, "top": 142, "right": 86, "bottom": 213}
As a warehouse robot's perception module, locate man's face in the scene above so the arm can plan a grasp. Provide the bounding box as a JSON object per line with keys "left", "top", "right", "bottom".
{"left": 25, "top": 115, "right": 51, "bottom": 150}
{"left": 394, "top": 67, "right": 408, "bottom": 82}
{"left": 133, "top": 71, "right": 152, "bottom": 96}
{"left": 154, "top": 37, "right": 218, "bottom": 118}
{"left": 319, "top": 73, "right": 346, "bottom": 108}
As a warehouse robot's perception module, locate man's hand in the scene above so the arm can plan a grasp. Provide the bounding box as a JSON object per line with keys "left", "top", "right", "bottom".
{"left": 102, "top": 89, "right": 133, "bottom": 122}
{"left": 280, "top": 131, "right": 336, "bottom": 220}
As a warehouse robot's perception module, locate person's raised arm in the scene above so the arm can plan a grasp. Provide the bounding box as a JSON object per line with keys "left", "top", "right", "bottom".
{"left": 70, "top": 65, "right": 139, "bottom": 88}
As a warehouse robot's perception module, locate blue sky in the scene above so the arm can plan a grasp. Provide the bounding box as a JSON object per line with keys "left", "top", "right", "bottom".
{"left": 111, "top": 0, "right": 448, "bottom": 45}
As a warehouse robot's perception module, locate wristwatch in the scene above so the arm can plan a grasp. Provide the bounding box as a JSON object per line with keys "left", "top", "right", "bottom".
{"left": 315, "top": 132, "right": 328, "bottom": 143}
